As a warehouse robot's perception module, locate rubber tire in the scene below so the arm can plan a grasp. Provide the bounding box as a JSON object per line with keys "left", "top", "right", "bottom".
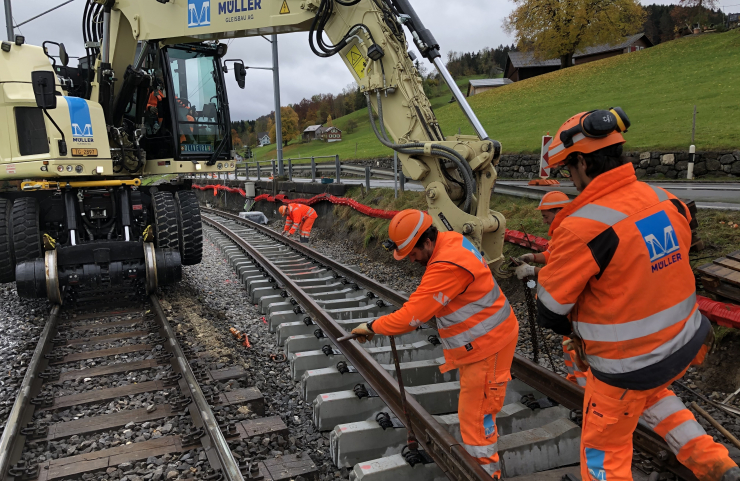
{"left": 175, "top": 191, "right": 203, "bottom": 266}
{"left": 11, "top": 197, "right": 42, "bottom": 263}
{"left": 0, "top": 198, "right": 15, "bottom": 283}
{"left": 152, "top": 191, "right": 179, "bottom": 251}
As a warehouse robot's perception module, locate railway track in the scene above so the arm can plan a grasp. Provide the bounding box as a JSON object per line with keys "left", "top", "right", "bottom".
{"left": 0, "top": 294, "right": 318, "bottom": 481}
{"left": 200, "top": 207, "right": 699, "bottom": 481}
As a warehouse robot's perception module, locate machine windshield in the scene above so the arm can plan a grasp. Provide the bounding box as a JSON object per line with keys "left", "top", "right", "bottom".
{"left": 167, "top": 48, "right": 226, "bottom": 155}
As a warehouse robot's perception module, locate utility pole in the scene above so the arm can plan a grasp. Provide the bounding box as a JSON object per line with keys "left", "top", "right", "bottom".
{"left": 272, "top": 34, "right": 284, "bottom": 175}
{"left": 4, "top": 0, "right": 14, "bottom": 41}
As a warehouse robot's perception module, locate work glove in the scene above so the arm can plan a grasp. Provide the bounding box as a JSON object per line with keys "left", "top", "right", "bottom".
{"left": 351, "top": 322, "right": 375, "bottom": 344}
{"left": 518, "top": 253, "right": 536, "bottom": 264}
{"left": 563, "top": 337, "right": 590, "bottom": 372}
{"left": 281, "top": 231, "right": 288, "bottom": 236}
{"left": 515, "top": 263, "right": 536, "bottom": 280}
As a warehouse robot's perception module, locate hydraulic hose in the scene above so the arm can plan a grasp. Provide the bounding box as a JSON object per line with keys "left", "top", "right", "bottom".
{"left": 366, "top": 94, "right": 474, "bottom": 212}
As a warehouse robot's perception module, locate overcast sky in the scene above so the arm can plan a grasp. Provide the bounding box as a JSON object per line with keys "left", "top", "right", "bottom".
{"left": 3, "top": 0, "right": 713, "bottom": 121}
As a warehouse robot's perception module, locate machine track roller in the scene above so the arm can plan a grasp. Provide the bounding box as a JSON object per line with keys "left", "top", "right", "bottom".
{"left": 11, "top": 197, "right": 42, "bottom": 263}
{"left": 152, "top": 191, "right": 179, "bottom": 251}
{"left": 175, "top": 191, "right": 203, "bottom": 266}
{"left": 0, "top": 198, "right": 15, "bottom": 282}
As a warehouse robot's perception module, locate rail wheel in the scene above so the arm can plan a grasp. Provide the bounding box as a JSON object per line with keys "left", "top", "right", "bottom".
{"left": 0, "top": 198, "right": 15, "bottom": 282}
{"left": 175, "top": 191, "right": 203, "bottom": 266}
{"left": 152, "top": 191, "right": 179, "bottom": 251}
{"left": 11, "top": 197, "right": 42, "bottom": 264}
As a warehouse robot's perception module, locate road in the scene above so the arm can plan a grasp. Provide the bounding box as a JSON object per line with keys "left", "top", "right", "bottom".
{"left": 226, "top": 174, "right": 739, "bottom": 210}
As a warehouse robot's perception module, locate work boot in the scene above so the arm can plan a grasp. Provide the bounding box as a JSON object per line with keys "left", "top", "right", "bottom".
{"left": 721, "top": 467, "right": 740, "bottom": 481}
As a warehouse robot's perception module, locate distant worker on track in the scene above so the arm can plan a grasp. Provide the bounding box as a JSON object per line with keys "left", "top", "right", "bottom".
{"left": 350, "top": 209, "right": 519, "bottom": 478}
{"left": 279, "top": 204, "right": 318, "bottom": 243}
{"left": 514, "top": 191, "right": 587, "bottom": 388}
{"left": 537, "top": 108, "right": 739, "bottom": 481}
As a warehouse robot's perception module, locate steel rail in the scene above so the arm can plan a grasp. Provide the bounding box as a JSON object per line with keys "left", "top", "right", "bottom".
{"left": 202, "top": 214, "right": 491, "bottom": 481}
{"left": 149, "top": 295, "right": 244, "bottom": 481}
{"left": 0, "top": 305, "right": 61, "bottom": 480}
{"left": 202, "top": 207, "right": 698, "bottom": 481}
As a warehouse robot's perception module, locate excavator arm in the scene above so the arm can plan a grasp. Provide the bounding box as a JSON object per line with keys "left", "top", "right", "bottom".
{"left": 103, "top": 0, "right": 507, "bottom": 273}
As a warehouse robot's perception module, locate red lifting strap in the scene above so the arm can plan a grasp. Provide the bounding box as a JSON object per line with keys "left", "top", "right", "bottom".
{"left": 697, "top": 295, "right": 740, "bottom": 329}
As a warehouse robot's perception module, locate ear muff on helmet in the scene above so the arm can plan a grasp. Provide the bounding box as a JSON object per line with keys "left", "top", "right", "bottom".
{"left": 559, "top": 107, "right": 630, "bottom": 149}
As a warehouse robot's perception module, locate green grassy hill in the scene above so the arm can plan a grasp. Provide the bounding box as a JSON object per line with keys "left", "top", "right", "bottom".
{"left": 249, "top": 30, "right": 739, "bottom": 162}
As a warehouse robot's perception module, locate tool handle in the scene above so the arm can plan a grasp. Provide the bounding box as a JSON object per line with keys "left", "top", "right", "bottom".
{"left": 509, "top": 256, "right": 523, "bottom": 266}
{"left": 336, "top": 333, "right": 357, "bottom": 342}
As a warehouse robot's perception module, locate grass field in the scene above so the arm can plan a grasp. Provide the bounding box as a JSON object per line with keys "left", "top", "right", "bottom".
{"left": 248, "top": 30, "right": 739, "bottom": 161}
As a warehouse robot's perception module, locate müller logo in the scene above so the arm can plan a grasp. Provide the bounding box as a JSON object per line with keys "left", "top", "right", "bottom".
{"left": 189, "top": 0, "right": 211, "bottom": 27}
{"left": 66, "top": 97, "right": 94, "bottom": 143}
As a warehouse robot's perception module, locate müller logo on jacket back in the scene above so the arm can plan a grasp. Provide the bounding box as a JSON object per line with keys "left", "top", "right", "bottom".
{"left": 635, "top": 210, "right": 682, "bottom": 273}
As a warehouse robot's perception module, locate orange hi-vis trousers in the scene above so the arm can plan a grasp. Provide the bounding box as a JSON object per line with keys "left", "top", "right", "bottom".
{"left": 581, "top": 369, "right": 737, "bottom": 481}
{"left": 299, "top": 216, "right": 316, "bottom": 242}
{"left": 458, "top": 335, "right": 517, "bottom": 478}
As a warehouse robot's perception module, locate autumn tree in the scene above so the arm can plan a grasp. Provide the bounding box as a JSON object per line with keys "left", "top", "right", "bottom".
{"left": 231, "top": 129, "right": 243, "bottom": 147}
{"left": 504, "top": 0, "right": 646, "bottom": 68}
{"left": 326, "top": 114, "right": 333, "bottom": 127}
{"left": 270, "top": 106, "right": 300, "bottom": 147}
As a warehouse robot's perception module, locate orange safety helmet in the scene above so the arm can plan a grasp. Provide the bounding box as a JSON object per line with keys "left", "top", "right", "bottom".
{"left": 546, "top": 107, "right": 630, "bottom": 168}
{"left": 384, "top": 209, "right": 433, "bottom": 260}
{"left": 537, "top": 191, "right": 571, "bottom": 211}
{"left": 279, "top": 205, "right": 289, "bottom": 216}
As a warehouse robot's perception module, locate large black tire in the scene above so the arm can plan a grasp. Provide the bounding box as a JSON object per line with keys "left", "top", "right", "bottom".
{"left": 0, "top": 198, "right": 15, "bottom": 283}
{"left": 152, "top": 191, "right": 179, "bottom": 251}
{"left": 175, "top": 191, "right": 203, "bottom": 266}
{"left": 11, "top": 197, "right": 42, "bottom": 263}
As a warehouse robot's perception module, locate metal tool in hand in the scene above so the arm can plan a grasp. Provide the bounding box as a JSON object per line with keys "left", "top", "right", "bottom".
{"left": 337, "top": 332, "right": 418, "bottom": 450}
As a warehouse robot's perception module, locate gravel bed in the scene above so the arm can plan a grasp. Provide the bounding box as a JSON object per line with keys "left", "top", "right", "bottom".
{"left": 38, "top": 367, "right": 171, "bottom": 396}
{"left": 0, "top": 284, "right": 49, "bottom": 430}
{"left": 160, "top": 235, "right": 347, "bottom": 481}
{"left": 56, "top": 349, "right": 161, "bottom": 372}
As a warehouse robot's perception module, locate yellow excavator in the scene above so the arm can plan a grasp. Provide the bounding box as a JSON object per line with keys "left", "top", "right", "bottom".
{"left": 0, "top": 0, "right": 507, "bottom": 303}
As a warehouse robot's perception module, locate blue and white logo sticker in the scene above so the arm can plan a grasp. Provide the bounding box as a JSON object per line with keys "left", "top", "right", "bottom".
{"left": 483, "top": 414, "right": 495, "bottom": 438}
{"left": 462, "top": 237, "right": 484, "bottom": 264}
{"left": 635, "top": 210, "right": 680, "bottom": 262}
{"left": 189, "top": 0, "right": 211, "bottom": 27}
{"left": 66, "top": 97, "right": 94, "bottom": 143}
{"left": 585, "top": 448, "right": 607, "bottom": 481}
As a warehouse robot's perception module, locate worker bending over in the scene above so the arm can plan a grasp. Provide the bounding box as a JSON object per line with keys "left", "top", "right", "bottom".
{"left": 279, "top": 204, "right": 318, "bottom": 243}
{"left": 537, "top": 108, "right": 739, "bottom": 481}
{"left": 351, "top": 210, "right": 519, "bottom": 478}
{"left": 515, "top": 191, "right": 587, "bottom": 388}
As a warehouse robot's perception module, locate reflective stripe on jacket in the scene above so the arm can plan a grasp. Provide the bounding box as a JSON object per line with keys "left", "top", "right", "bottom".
{"left": 537, "top": 163, "right": 710, "bottom": 390}
{"left": 284, "top": 203, "right": 317, "bottom": 234}
{"left": 372, "top": 231, "right": 519, "bottom": 372}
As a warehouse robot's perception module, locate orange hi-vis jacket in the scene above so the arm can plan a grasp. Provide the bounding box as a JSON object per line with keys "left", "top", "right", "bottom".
{"left": 537, "top": 163, "right": 710, "bottom": 390}
{"left": 283, "top": 203, "right": 318, "bottom": 235}
{"left": 371, "top": 231, "right": 519, "bottom": 373}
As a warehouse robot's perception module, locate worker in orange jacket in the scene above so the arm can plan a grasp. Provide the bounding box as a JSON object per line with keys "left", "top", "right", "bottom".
{"left": 537, "top": 108, "right": 739, "bottom": 481}
{"left": 514, "top": 191, "right": 588, "bottom": 388}
{"left": 279, "top": 204, "right": 318, "bottom": 243}
{"left": 351, "top": 210, "right": 519, "bottom": 478}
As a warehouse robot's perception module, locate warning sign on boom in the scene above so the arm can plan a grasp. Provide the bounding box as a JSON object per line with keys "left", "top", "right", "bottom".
{"left": 280, "top": 0, "right": 290, "bottom": 14}
{"left": 345, "top": 45, "right": 367, "bottom": 79}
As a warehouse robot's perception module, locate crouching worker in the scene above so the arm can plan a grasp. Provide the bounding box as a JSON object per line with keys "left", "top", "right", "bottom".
{"left": 351, "top": 209, "right": 519, "bottom": 478}
{"left": 279, "top": 203, "right": 318, "bottom": 243}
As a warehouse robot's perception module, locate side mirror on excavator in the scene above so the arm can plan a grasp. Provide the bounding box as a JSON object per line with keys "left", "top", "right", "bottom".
{"left": 31, "top": 71, "right": 57, "bottom": 109}
{"left": 223, "top": 59, "right": 247, "bottom": 89}
{"left": 59, "top": 43, "right": 69, "bottom": 67}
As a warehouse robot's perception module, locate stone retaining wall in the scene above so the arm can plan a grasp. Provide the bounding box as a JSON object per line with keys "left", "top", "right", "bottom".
{"left": 346, "top": 150, "right": 740, "bottom": 180}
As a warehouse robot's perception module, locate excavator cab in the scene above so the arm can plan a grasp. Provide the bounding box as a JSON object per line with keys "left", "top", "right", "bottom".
{"left": 130, "top": 43, "right": 232, "bottom": 164}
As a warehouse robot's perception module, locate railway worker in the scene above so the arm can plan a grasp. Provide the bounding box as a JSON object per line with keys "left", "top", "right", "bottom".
{"left": 536, "top": 108, "right": 739, "bottom": 481}
{"left": 350, "top": 209, "right": 519, "bottom": 478}
{"left": 514, "top": 191, "right": 588, "bottom": 388}
{"left": 279, "top": 204, "right": 318, "bottom": 243}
